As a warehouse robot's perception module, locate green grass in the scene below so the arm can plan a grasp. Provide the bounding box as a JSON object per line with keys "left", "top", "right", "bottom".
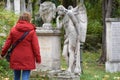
{"left": 0, "top": 51, "right": 120, "bottom": 80}
{"left": 80, "top": 51, "right": 120, "bottom": 80}
{"left": 0, "top": 59, "right": 13, "bottom": 80}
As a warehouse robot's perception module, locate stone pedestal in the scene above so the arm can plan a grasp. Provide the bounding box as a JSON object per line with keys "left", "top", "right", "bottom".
{"left": 48, "top": 70, "right": 80, "bottom": 80}
{"left": 31, "top": 27, "right": 61, "bottom": 74}
{"left": 106, "top": 62, "right": 120, "bottom": 72}
{"left": 105, "top": 18, "right": 120, "bottom": 73}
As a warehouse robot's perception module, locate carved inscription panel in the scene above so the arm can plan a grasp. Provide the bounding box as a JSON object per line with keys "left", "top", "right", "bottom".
{"left": 110, "top": 22, "right": 120, "bottom": 61}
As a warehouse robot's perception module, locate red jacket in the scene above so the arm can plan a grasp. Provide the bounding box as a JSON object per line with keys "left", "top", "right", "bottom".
{"left": 1, "top": 20, "right": 41, "bottom": 70}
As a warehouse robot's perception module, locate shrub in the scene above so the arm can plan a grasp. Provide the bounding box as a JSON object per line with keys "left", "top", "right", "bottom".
{"left": 84, "top": 20, "right": 102, "bottom": 52}
{"left": 0, "top": 8, "right": 18, "bottom": 45}
{"left": 0, "top": 8, "right": 18, "bottom": 78}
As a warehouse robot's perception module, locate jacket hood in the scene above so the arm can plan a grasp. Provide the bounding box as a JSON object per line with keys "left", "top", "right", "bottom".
{"left": 15, "top": 20, "right": 35, "bottom": 32}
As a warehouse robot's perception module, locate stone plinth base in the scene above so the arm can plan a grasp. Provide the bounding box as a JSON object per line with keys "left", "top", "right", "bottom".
{"left": 105, "top": 61, "right": 120, "bottom": 73}
{"left": 48, "top": 70, "right": 80, "bottom": 80}
{"left": 30, "top": 70, "right": 80, "bottom": 80}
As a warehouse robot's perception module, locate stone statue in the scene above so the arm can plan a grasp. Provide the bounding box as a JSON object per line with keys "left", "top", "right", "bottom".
{"left": 39, "top": 1, "right": 56, "bottom": 29}
{"left": 56, "top": 4, "right": 87, "bottom": 74}
{"left": 73, "top": 4, "right": 87, "bottom": 43}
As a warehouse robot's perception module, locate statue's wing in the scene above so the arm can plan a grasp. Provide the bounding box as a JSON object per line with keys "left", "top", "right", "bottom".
{"left": 73, "top": 4, "right": 88, "bottom": 43}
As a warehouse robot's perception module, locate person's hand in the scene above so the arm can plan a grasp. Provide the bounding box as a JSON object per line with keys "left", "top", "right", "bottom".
{"left": 56, "top": 15, "right": 61, "bottom": 20}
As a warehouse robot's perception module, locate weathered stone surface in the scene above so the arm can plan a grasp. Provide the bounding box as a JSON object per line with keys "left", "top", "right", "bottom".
{"left": 31, "top": 28, "right": 61, "bottom": 74}
{"left": 56, "top": 4, "right": 87, "bottom": 74}
{"left": 106, "top": 18, "right": 120, "bottom": 73}
{"left": 48, "top": 70, "right": 80, "bottom": 80}
{"left": 106, "top": 62, "right": 120, "bottom": 73}
{"left": 39, "top": 1, "right": 56, "bottom": 23}
{"left": 30, "top": 70, "right": 80, "bottom": 80}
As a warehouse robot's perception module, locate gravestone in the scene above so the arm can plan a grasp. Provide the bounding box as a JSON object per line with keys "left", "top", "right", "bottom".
{"left": 106, "top": 18, "right": 120, "bottom": 72}
{"left": 14, "top": 0, "right": 20, "bottom": 14}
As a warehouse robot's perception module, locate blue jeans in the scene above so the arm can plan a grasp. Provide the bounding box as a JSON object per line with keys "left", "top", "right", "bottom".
{"left": 14, "top": 70, "right": 31, "bottom": 80}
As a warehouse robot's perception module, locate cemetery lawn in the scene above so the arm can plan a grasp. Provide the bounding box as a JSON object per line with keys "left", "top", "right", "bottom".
{"left": 0, "top": 52, "right": 120, "bottom": 80}
{"left": 79, "top": 52, "right": 120, "bottom": 80}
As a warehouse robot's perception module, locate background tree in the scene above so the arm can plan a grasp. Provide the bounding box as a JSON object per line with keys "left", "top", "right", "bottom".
{"left": 97, "top": 0, "right": 112, "bottom": 64}
{"left": 62, "top": 0, "right": 77, "bottom": 8}
{"left": 98, "top": 0, "right": 120, "bottom": 64}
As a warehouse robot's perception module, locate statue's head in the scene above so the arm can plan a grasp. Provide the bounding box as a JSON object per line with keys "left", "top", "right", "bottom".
{"left": 68, "top": 5, "right": 73, "bottom": 10}
{"left": 57, "top": 5, "right": 67, "bottom": 16}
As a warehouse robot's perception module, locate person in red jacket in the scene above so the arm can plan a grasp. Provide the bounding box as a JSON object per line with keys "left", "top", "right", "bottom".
{"left": 0, "top": 12, "right": 41, "bottom": 80}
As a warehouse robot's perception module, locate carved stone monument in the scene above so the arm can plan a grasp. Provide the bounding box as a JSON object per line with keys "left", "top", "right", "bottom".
{"left": 31, "top": 2, "right": 61, "bottom": 76}
{"left": 31, "top": 1, "right": 87, "bottom": 80}
{"left": 36, "top": 28, "right": 61, "bottom": 71}
{"left": 106, "top": 18, "right": 120, "bottom": 72}
{"left": 56, "top": 4, "right": 87, "bottom": 75}
{"left": 30, "top": 28, "right": 61, "bottom": 79}
{"left": 39, "top": 1, "right": 56, "bottom": 29}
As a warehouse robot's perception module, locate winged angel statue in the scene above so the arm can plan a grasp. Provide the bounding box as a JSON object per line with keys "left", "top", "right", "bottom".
{"left": 56, "top": 4, "right": 87, "bottom": 74}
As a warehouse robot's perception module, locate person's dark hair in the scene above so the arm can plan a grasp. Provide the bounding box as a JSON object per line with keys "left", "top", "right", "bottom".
{"left": 19, "top": 12, "right": 31, "bottom": 22}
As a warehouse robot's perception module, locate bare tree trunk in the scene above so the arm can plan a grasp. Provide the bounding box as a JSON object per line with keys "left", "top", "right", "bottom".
{"left": 98, "top": 0, "right": 112, "bottom": 64}
{"left": 106, "top": 0, "right": 112, "bottom": 18}
{"left": 97, "top": 0, "right": 107, "bottom": 64}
